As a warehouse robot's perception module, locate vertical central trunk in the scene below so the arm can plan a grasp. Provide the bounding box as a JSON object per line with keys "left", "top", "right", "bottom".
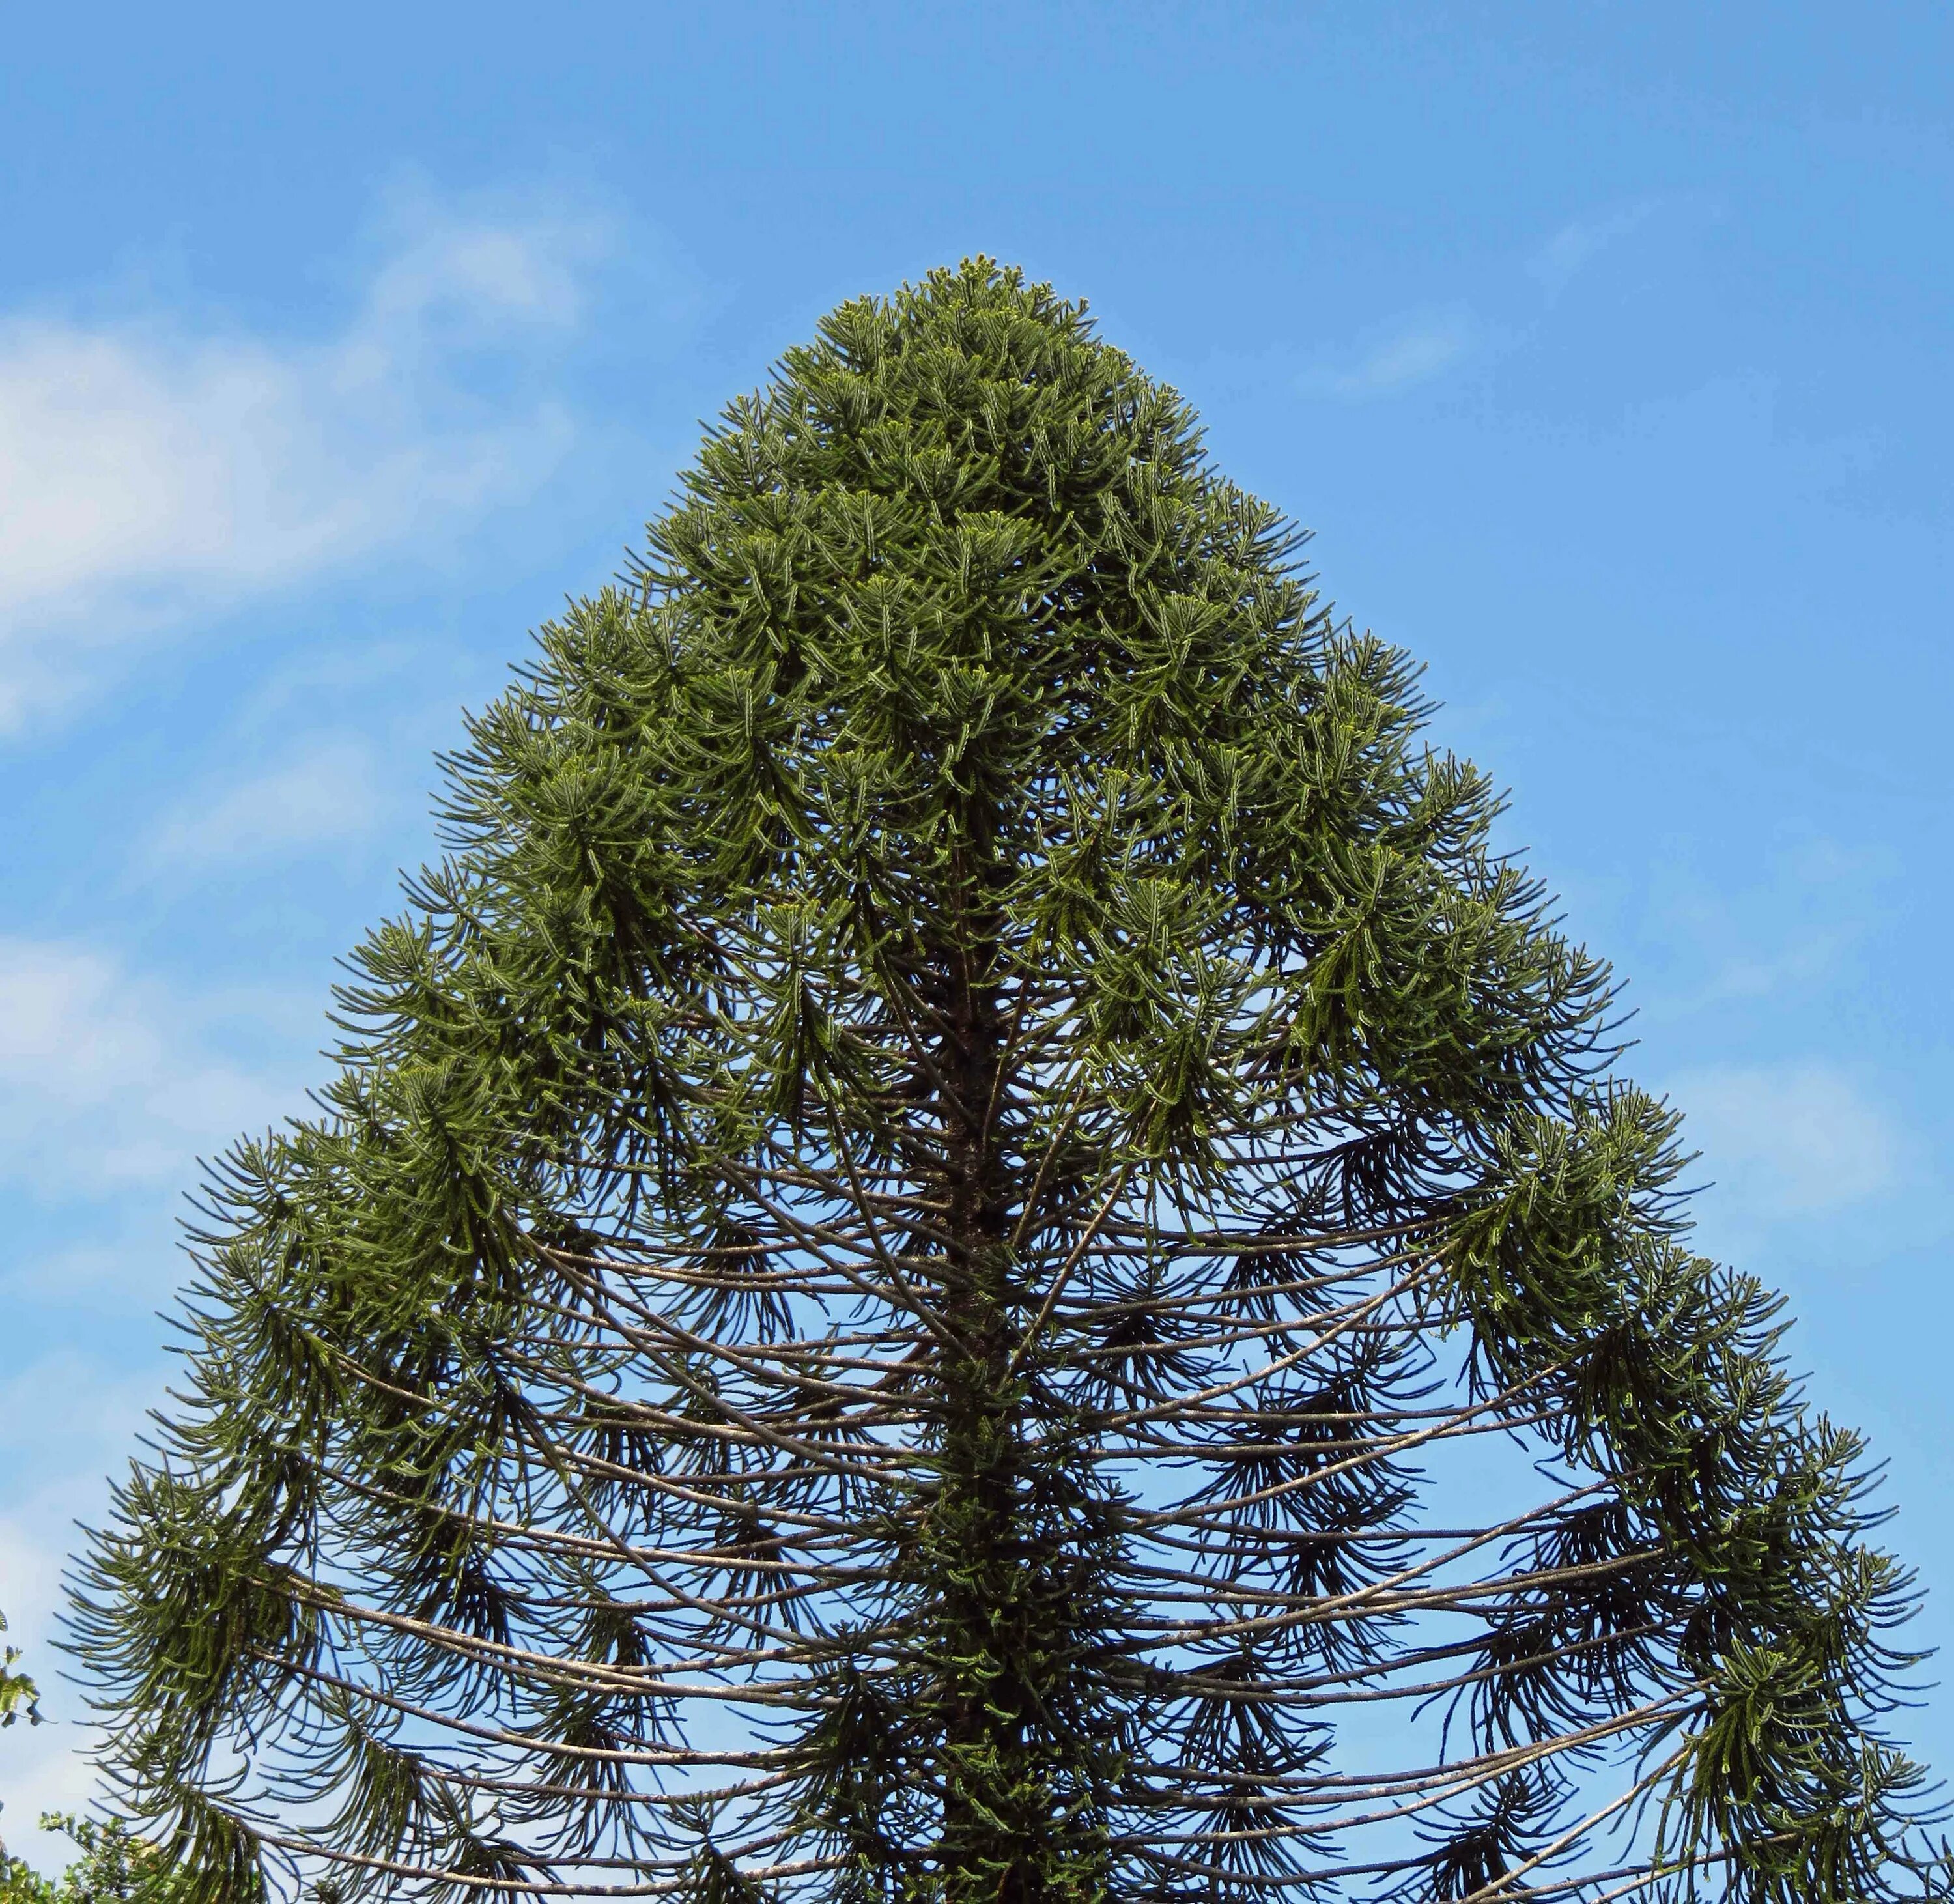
{"left": 929, "top": 835, "right": 1036, "bottom": 1904}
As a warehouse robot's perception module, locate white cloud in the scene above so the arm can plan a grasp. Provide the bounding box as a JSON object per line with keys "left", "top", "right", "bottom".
{"left": 0, "top": 939, "right": 289, "bottom": 1195}
{"left": 0, "top": 1355, "right": 151, "bottom": 1473}
{"left": 144, "top": 737, "right": 385, "bottom": 868}
{"left": 1296, "top": 308, "right": 1475, "bottom": 401}
{"left": 1671, "top": 1060, "right": 1899, "bottom": 1222}
{"left": 0, "top": 191, "right": 605, "bottom": 726}
{"left": 0, "top": 1741, "right": 105, "bottom": 1880}
{"left": 1527, "top": 199, "right": 1661, "bottom": 300}
{"left": 0, "top": 1501, "right": 116, "bottom": 1873}
{"left": 0, "top": 1513, "right": 63, "bottom": 1658}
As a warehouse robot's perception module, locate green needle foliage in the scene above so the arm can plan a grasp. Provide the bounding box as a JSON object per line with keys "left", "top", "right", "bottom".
{"left": 72, "top": 261, "right": 1944, "bottom": 1904}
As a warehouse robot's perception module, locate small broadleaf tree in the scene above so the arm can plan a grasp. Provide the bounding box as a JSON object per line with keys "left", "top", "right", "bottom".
{"left": 74, "top": 262, "right": 1944, "bottom": 1904}
{"left": 0, "top": 1611, "right": 38, "bottom": 1732}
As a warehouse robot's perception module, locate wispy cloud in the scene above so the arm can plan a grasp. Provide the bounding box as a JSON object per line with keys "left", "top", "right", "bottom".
{"left": 143, "top": 737, "right": 386, "bottom": 868}
{"left": 1296, "top": 307, "right": 1476, "bottom": 401}
{"left": 1671, "top": 1060, "right": 1899, "bottom": 1225}
{"left": 0, "top": 1352, "right": 162, "bottom": 1856}
{"left": 0, "top": 993, "right": 297, "bottom": 1857}
{"left": 0, "top": 1696, "right": 105, "bottom": 1879}
{"left": 0, "top": 188, "right": 611, "bottom": 728}
{"left": 0, "top": 1451, "right": 139, "bottom": 1868}
{"left": 1527, "top": 199, "right": 1661, "bottom": 300}
{"left": 0, "top": 939, "right": 290, "bottom": 1195}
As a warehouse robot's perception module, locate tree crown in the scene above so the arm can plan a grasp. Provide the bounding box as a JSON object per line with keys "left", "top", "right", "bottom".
{"left": 71, "top": 261, "right": 1943, "bottom": 1904}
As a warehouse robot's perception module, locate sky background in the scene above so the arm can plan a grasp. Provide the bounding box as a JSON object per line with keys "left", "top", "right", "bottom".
{"left": 3, "top": 0, "right": 1952, "bottom": 1871}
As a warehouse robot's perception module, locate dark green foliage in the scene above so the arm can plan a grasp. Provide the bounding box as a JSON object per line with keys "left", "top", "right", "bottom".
{"left": 70, "top": 262, "right": 1943, "bottom": 1904}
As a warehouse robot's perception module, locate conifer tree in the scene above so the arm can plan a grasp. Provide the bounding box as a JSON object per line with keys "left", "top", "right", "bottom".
{"left": 74, "top": 261, "right": 1945, "bottom": 1904}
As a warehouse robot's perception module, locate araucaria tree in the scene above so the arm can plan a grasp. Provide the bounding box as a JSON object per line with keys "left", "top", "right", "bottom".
{"left": 76, "top": 263, "right": 1944, "bottom": 1904}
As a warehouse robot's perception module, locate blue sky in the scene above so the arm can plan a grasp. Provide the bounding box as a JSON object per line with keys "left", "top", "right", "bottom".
{"left": 3, "top": 1, "right": 1951, "bottom": 1866}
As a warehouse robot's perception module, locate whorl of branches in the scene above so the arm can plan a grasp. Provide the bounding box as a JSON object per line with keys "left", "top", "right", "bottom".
{"left": 72, "top": 261, "right": 1944, "bottom": 1904}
